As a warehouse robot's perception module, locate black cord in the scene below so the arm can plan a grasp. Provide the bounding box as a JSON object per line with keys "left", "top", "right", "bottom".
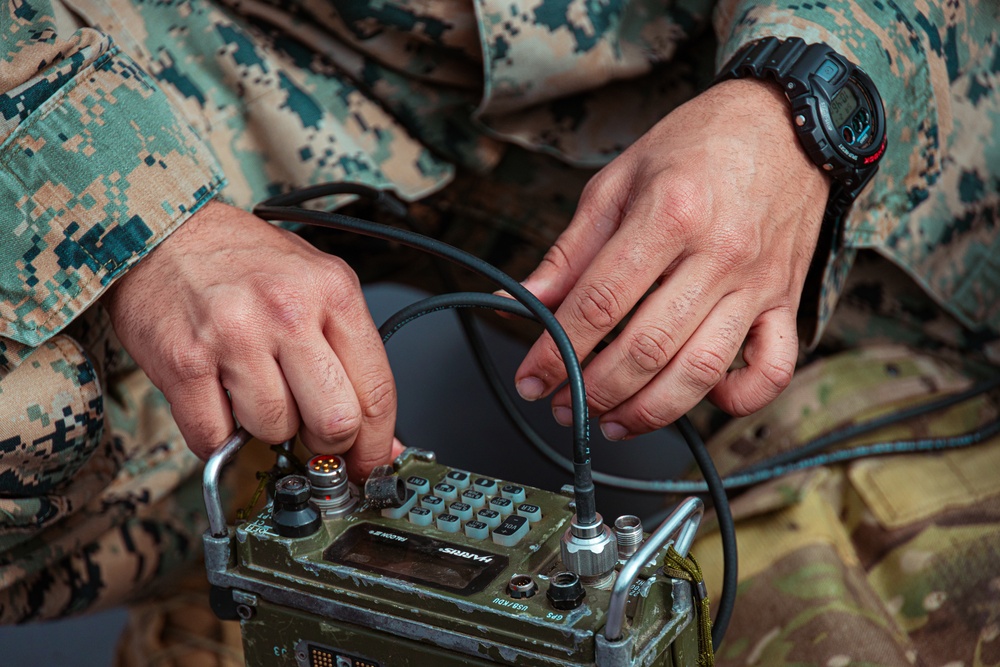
{"left": 738, "top": 373, "right": 1000, "bottom": 475}
{"left": 255, "top": 189, "right": 598, "bottom": 526}
{"left": 675, "top": 416, "right": 735, "bottom": 649}
{"left": 260, "top": 183, "right": 1000, "bottom": 654}
{"left": 377, "top": 292, "right": 738, "bottom": 650}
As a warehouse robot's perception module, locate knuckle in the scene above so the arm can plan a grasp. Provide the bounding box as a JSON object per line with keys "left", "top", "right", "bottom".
{"left": 630, "top": 401, "right": 670, "bottom": 433}
{"left": 254, "top": 398, "right": 297, "bottom": 443}
{"left": 313, "top": 404, "right": 363, "bottom": 444}
{"left": 182, "top": 419, "right": 229, "bottom": 460}
{"left": 212, "top": 295, "right": 255, "bottom": 334}
{"left": 758, "top": 357, "right": 795, "bottom": 395}
{"left": 584, "top": 384, "right": 620, "bottom": 414}
{"left": 164, "top": 344, "right": 215, "bottom": 385}
{"left": 680, "top": 347, "right": 729, "bottom": 390}
{"left": 320, "top": 256, "right": 362, "bottom": 294}
{"left": 360, "top": 375, "right": 397, "bottom": 422}
{"left": 257, "top": 282, "right": 310, "bottom": 331}
{"left": 648, "top": 175, "right": 703, "bottom": 237}
{"left": 574, "top": 281, "right": 626, "bottom": 332}
{"left": 716, "top": 230, "right": 761, "bottom": 269}
{"left": 624, "top": 326, "right": 676, "bottom": 374}
{"left": 535, "top": 341, "right": 568, "bottom": 380}
{"left": 538, "top": 241, "right": 573, "bottom": 275}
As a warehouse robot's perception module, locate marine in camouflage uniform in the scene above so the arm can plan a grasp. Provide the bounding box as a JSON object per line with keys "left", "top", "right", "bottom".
{"left": 1, "top": 0, "right": 998, "bottom": 664}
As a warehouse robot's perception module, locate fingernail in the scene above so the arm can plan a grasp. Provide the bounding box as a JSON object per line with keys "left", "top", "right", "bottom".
{"left": 552, "top": 406, "right": 572, "bottom": 426}
{"left": 601, "top": 422, "right": 629, "bottom": 441}
{"left": 516, "top": 377, "right": 545, "bottom": 401}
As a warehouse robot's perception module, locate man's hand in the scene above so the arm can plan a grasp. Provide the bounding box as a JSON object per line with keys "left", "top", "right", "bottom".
{"left": 515, "top": 79, "right": 830, "bottom": 440}
{"left": 103, "top": 200, "right": 396, "bottom": 478}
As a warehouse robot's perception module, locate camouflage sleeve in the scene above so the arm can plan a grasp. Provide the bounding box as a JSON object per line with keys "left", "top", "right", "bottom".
{"left": 713, "top": 1, "right": 1000, "bottom": 345}
{"left": 1, "top": 0, "right": 225, "bottom": 351}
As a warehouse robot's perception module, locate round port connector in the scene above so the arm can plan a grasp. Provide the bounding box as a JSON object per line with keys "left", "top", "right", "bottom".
{"left": 842, "top": 126, "right": 856, "bottom": 144}
{"left": 614, "top": 515, "right": 644, "bottom": 559}
{"left": 547, "top": 571, "right": 586, "bottom": 610}
{"left": 560, "top": 514, "right": 617, "bottom": 583}
{"left": 507, "top": 574, "right": 538, "bottom": 599}
{"left": 272, "top": 475, "right": 321, "bottom": 538}
{"left": 307, "top": 454, "right": 357, "bottom": 517}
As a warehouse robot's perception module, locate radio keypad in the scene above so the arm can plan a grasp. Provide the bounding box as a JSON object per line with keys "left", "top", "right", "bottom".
{"left": 461, "top": 489, "right": 486, "bottom": 508}
{"left": 489, "top": 496, "right": 514, "bottom": 517}
{"left": 449, "top": 502, "right": 473, "bottom": 522}
{"left": 433, "top": 483, "right": 458, "bottom": 501}
{"left": 500, "top": 485, "right": 525, "bottom": 503}
{"left": 464, "top": 520, "right": 489, "bottom": 540}
{"left": 473, "top": 478, "right": 497, "bottom": 494}
{"left": 393, "top": 469, "right": 536, "bottom": 546}
{"left": 477, "top": 508, "right": 502, "bottom": 529}
{"left": 516, "top": 503, "right": 542, "bottom": 523}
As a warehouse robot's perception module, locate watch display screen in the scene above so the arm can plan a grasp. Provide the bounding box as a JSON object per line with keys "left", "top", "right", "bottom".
{"left": 830, "top": 87, "right": 858, "bottom": 128}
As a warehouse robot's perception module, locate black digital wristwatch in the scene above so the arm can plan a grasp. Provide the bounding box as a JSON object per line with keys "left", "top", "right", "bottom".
{"left": 715, "top": 37, "right": 887, "bottom": 248}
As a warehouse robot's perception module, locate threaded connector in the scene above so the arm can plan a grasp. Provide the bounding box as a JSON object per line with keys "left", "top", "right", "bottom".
{"left": 614, "top": 515, "right": 644, "bottom": 559}
{"left": 560, "top": 513, "right": 617, "bottom": 584}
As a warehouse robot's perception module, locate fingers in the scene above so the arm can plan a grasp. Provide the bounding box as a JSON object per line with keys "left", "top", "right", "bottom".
{"left": 598, "top": 294, "right": 755, "bottom": 439}
{"left": 318, "top": 273, "right": 397, "bottom": 473}
{"left": 223, "top": 355, "right": 300, "bottom": 444}
{"left": 519, "top": 169, "right": 632, "bottom": 306}
{"left": 547, "top": 259, "right": 720, "bottom": 420}
{"left": 516, "top": 204, "right": 684, "bottom": 401}
{"left": 708, "top": 307, "right": 797, "bottom": 417}
{"left": 166, "top": 375, "right": 236, "bottom": 461}
{"left": 277, "top": 330, "right": 362, "bottom": 454}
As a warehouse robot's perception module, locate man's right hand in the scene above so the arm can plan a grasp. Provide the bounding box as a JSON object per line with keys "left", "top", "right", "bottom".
{"left": 103, "top": 200, "right": 397, "bottom": 478}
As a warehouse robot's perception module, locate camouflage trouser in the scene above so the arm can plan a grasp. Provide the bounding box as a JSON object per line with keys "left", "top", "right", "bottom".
{"left": 2, "top": 148, "right": 999, "bottom": 666}
{"left": 0, "top": 304, "right": 207, "bottom": 622}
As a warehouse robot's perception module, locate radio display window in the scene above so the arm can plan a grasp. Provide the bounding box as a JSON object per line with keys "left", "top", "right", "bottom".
{"left": 323, "top": 523, "right": 508, "bottom": 595}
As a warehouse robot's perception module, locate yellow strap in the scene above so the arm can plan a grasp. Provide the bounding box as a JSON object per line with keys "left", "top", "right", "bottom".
{"left": 664, "top": 547, "right": 715, "bottom": 667}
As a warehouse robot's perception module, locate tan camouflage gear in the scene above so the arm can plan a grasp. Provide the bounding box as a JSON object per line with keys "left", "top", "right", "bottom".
{"left": 2, "top": 1, "right": 999, "bottom": 666}
{"left": 692, "top": 345, "right": 1000, "bottom": 666}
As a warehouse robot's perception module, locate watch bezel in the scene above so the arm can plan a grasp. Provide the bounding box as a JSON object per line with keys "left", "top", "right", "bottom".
{"left": 807, "top": 65, "right": 886, "bottom": 170}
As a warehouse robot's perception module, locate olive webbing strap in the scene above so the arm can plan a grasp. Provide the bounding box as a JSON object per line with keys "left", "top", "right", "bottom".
{"left": 665, "top": 546, "right": 715, "bottom": 667}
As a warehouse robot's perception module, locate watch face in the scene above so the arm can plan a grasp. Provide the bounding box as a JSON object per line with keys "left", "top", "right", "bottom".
{"left": 831, "top": 80, "right": 876, "bottom": 150}
{"left": 829, "top": 86, "right": 857, "bottom": 128}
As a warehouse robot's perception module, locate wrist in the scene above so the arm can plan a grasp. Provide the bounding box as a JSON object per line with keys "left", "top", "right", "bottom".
{"left": 710, "top": 79, "right": 831, "bottom": 215}
{"left": 714, "top": 37, "right": 887, "bottom": 249}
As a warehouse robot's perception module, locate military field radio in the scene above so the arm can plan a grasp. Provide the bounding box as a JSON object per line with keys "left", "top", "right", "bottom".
{"left": 203, "top": 432, "right": 707, "bottom": 667}
{"left": 201, "top": 183, "right": 729, "bottom": 666}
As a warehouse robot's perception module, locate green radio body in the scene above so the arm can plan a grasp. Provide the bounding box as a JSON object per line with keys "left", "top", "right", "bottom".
{"left": 204, "top": 446, "right": 702, "bottom": 667}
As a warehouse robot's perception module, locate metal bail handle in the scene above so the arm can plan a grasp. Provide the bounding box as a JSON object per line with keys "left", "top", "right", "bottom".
{"left": 604, "top": 496, "right": 705, "bottom": 641}
{"left": 203, "top": 427, "right": 255, "bottom": 538}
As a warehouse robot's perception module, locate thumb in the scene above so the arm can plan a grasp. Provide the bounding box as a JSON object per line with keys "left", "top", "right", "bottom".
{"left": 390, "top": 437, "right": 406, "bottom": 460}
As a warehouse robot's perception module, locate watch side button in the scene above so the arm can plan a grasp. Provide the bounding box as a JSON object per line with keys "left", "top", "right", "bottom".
{"left": 795, "top": 114, "right": 806, "bottom": 127}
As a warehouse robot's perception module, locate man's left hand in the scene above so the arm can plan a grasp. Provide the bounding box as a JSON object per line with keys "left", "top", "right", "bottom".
{"left": 514, "top": 79, "right": 830, "bottom": 439}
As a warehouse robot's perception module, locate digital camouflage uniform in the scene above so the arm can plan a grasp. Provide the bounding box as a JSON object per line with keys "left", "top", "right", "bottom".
{"left": 2, "top": 0, "right": 999, "bottom": 665}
